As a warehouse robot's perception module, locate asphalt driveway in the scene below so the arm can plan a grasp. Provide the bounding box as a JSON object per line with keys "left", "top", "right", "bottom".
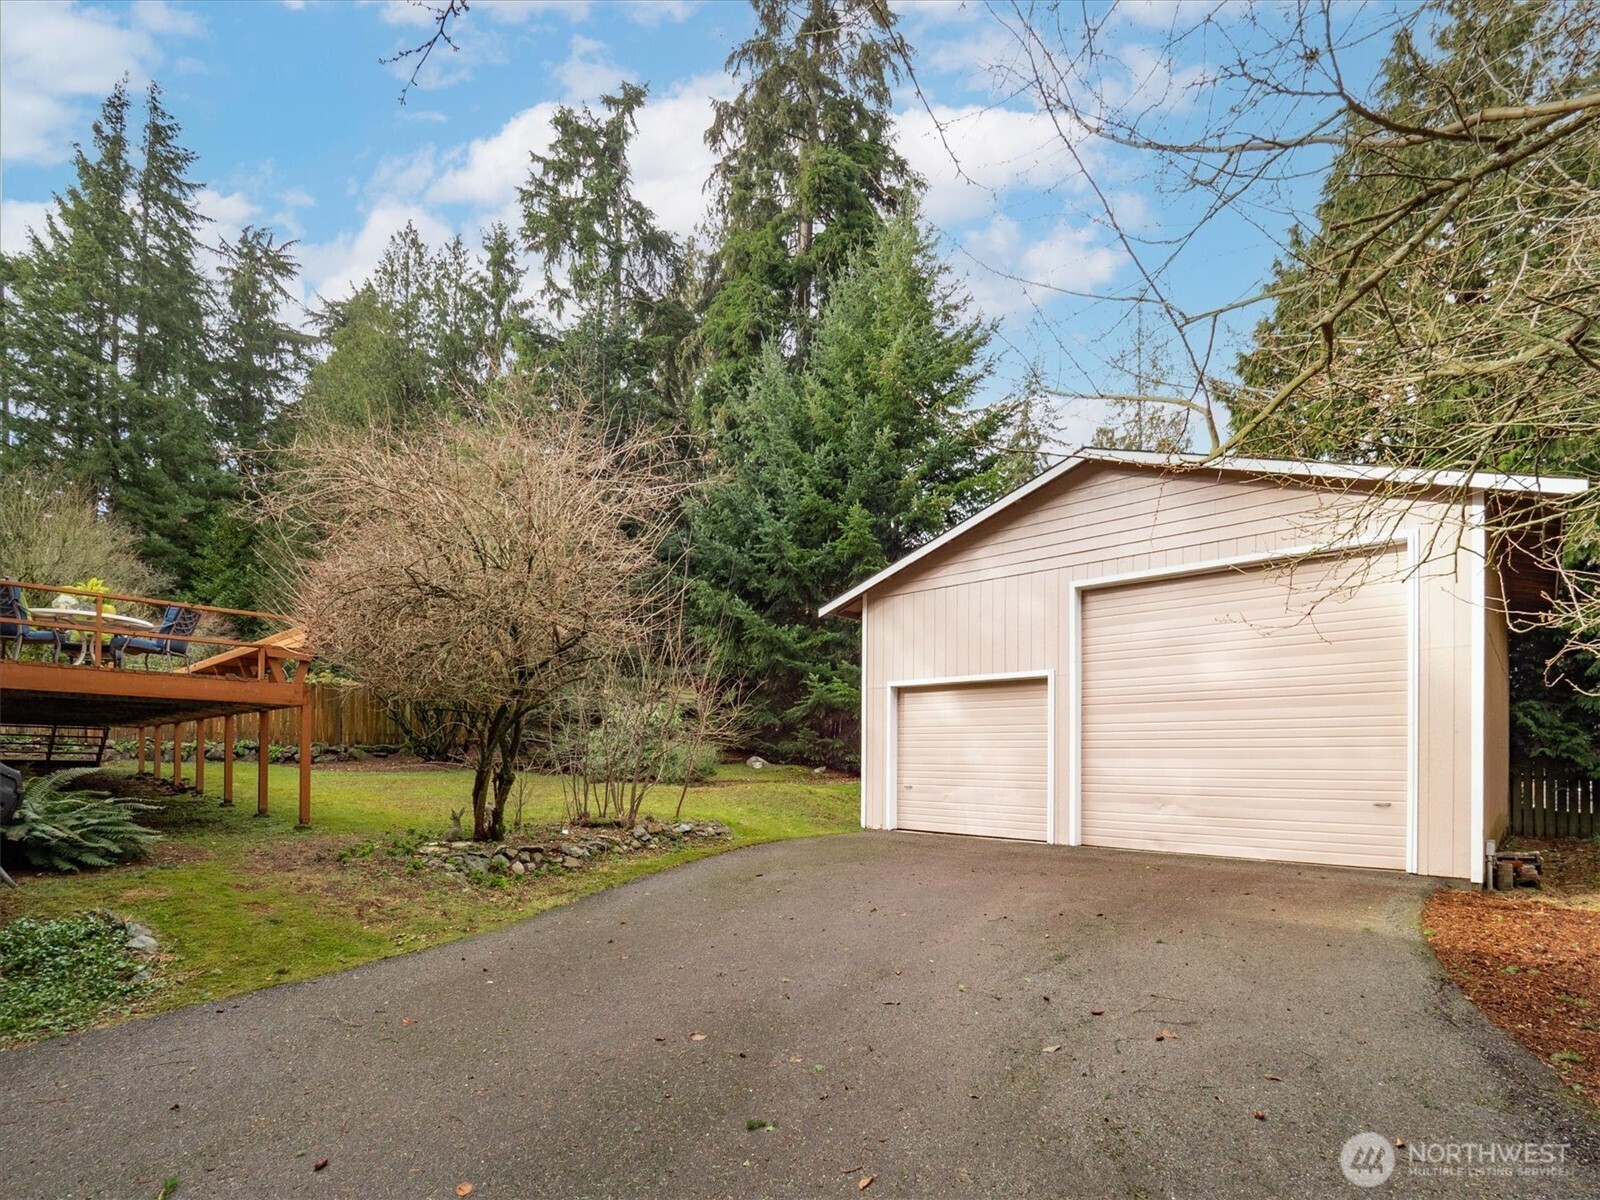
{"left": 3, "top": 834, "right": 1595, "bottom": 1199}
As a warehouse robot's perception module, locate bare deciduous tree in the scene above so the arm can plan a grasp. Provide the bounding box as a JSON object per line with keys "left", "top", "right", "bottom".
{"left": 267, "top": 402, "right": 688, "bottom": 841}
{"left": 910, "top": 0, "right": 1600, "bottom": 630}
{"left": 0, "top": 466, "right": 170, "bottom": 598}
{"left": 547, "top": 606, "right": 745, "bottom": 829}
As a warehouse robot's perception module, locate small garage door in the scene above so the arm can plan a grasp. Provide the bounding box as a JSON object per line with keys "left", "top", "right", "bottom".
{"left": 1080, "top": 552, "right": 1408, "bottom": 869}
{"left": 895, "top": 678, "right": 1049, "bottom": 840}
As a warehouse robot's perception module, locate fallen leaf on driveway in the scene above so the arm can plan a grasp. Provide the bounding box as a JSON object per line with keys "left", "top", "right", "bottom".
{"left": 1090, "top": 1009, "right": 1105, "bottom": 1016}
{"left": 1156, "top": 1029, "right": 1177, "bottom": 1041}
{"left": 401, "top": 1018, "right": 414, "bottom": 1026}
{"left": 1253, "top": 1111, "right": 1267, "bottom": 1121}
{"left": 456, "top": 1185, "right": 474, "bottom": 1197}
{"left": 858, "top": 1175, "right": 876, "bottom": 1190}
{"left": 313, "top": 1159, "right": 329, "bottom": 1171}
{"left": 1264, "top": 1073, "right": 1283, "bottom": 1081}
{"left": 880, "top": 1000, "right": 900, "bottom": 1006}
{"left": 1042, "top": 1044, "right": 1062, "bottom": 1054}
{"left": 690, "top": 1032, "right": 707, "bottom": 1042}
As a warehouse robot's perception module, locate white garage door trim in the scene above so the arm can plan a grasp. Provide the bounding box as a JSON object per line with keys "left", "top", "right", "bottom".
{"left": 1066, "top": 533, "right": 1421, "bottom": 873}
{"left": 886, "top": 669, "right": 1056, "bottom": 841}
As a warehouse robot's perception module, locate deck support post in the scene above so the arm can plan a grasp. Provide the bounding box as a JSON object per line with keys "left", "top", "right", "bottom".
{"left": 194, "top": 720, "right": 207, "bottom": 794}
{"left": 257, "top": 710, "right": 270, "bottom": 816}
{"left": 222, "top": 715, "right": 236, "bottom": 806}
{"left": 171, "top": 723, "right": 183, "bottom": 789}
{"left": 137, "top": 728, "right": 147, "bottom": 775}
{"left": 297, "top": 699, "right": 312, "bottom": 826}
{"left": 153, "top": 726, "right": 163, "bottom": 781}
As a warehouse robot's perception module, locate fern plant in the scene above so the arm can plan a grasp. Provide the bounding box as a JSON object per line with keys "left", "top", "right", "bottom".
{"left": 2, "top": 769, "right": 160, "bottom": 872}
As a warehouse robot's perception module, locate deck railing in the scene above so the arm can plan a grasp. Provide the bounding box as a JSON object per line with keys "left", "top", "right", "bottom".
{"left": 3, "top": 579, "right": 300, "bottom": 676}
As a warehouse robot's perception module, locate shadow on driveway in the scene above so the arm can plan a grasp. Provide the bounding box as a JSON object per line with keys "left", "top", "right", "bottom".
{"left": 4, "top": 833, "right": 1595, "bottom": 1198}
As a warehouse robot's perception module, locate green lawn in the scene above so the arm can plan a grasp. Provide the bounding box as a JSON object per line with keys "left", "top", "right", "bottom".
{"left": 0, "top": 762, "right": 858, "bottom": 1037}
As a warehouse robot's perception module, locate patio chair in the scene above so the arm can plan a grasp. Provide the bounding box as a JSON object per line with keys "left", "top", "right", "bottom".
{"left": 109, "top": 605, "right": 201, "bottom": 669}
{"left": 0, "top": 584, "right": 65, "bottom": 660}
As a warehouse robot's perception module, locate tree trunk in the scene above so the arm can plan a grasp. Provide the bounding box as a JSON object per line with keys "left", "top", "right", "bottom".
{"left": 470, "top": 757, "right": 495, "bottom": 841}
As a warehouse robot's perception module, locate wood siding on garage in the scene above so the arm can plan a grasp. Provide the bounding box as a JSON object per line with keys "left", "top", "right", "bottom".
{"left": 1079, "top": 552, "right": 1409, "bottom": 869}
{"left": 895, "top": 679, "right": 1048, "bottom": 840}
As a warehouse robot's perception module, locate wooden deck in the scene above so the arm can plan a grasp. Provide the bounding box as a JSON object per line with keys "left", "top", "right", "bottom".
{"left": 1, "top": 580, "right": 317, "bottom": 822}
{"left": 0, "top": 658, "right": 306, "bottom": 727}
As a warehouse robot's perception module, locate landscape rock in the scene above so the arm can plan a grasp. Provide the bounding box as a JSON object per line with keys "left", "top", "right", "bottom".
{"left": 463, "top": 855, "right": 492, "bottom": 875}
{"left": 510, "top": 860, "right": 526, "bottom": 875}
{"left": 126, "top": 934, "right": 159, "bottom": 955}
{"left": 746, "top": 756, "right": 768, "bottom": 769}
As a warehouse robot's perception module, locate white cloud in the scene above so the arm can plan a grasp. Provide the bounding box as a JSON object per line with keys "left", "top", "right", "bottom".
{"left": 628, "top": 1, "right": 698, "bottom": 27}
{"left": 895, "top": 103, "right": 1084, "bottom": 226}
{"left": 427, "top": 105, "right": 559, "bottom": 209}
{"left": 376, "top": 0, "right": 441, "bottom": 28}
{"left": 957, "top": 215, "right": 1125, "bottom": 320}
{"left": 376, "top": 0, "right": 589, "bottom": 27}
{"left": 367, "top": 145, "right": 443, "bottom": 203}
{"left": 472, "top": 0, "right": 592, "bottom": 22}
{"left": 0, "top": 1, "right": 202, "bottom": 165}
{"left": 131, "top": 0, "right": 205, "bottom": 37}
{"left": 298, "top": 204, "right": 458, "bottom": 304}
{"left": 0, "top": 199, "right": 56, "bottom": 257}
{"left": 425, "top": 72, "right": 729, "bottom": 241}
{"left": 552, "top": 34, "right": 625, "bottom": 101}
{"left": 197, "top": 187, "right": 260, "bottom": 232}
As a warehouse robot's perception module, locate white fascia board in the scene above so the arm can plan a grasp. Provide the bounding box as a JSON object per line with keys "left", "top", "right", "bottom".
{"left": 1078, "top": 448, "right": 1591, "bottom": 498}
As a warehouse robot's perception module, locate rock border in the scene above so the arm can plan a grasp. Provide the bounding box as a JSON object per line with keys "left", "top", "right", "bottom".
{"left": 412, "top": 819, "right": 733, "bottom": 880}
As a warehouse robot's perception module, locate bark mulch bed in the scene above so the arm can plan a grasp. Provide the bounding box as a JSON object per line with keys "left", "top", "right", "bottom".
{"left": 1424, "top": 888, "right": 1600, "bottom": 1105}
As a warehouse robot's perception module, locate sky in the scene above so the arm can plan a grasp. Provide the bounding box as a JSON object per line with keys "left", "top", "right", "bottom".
{"left": 0, "top": 0, "right": 1395, "bottom": 448}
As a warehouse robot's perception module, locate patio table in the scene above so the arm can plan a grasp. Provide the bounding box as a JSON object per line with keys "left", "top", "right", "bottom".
{"left": 29, "top": 608, "right": 156, "bottom": 666}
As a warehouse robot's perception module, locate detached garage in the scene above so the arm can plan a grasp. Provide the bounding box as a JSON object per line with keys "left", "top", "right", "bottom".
{"left": 823, "top": 451, "right": 1588, "bottom": 882}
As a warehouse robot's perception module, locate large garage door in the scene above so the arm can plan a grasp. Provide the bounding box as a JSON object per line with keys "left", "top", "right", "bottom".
{"left": 1080, "top": 552, "right": 1408, "bottom": 869}
{"left": 895, "top": 678, "right": 1049, "bottom": 840}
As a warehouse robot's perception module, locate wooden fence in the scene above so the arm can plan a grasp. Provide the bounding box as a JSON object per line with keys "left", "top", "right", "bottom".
{"left": 1510, "top": 766, "right": 1600, "bottom": 839}
{"left": 114, "top": 684, "right": 407, "bottom": 748}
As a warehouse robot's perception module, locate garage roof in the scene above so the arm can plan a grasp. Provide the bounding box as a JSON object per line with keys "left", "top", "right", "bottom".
{"left": 818, "top": 448, "right": 1590, "bottom": 618}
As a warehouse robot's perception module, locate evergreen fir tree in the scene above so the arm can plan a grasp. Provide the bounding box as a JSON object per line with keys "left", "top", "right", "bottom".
{"left": 688, "top": 210, "right": 1029, "bottom": 767}
{"left": 697, "top": 0, "right": 912, "bottom": 422}
{"left": 519, "top": 82, "right": 688, "bottom": 434}
{"left": 1, "top": 81, "right": 222, "bottom": 586}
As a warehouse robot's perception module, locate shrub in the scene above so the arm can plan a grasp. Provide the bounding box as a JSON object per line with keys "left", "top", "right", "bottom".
{"left": 2, "top": 769, "right": 160, "bottom": 871}
{"left": 657, "top": 742, "right": 720, "bottom": 786}
{"left": 0, "top": 912, "right": 153, "bottom": 1041}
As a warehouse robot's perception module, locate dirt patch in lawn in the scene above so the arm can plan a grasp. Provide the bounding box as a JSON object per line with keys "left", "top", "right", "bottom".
{"left": 1424, "top": 889, "right": 1600, "bottom": 1106}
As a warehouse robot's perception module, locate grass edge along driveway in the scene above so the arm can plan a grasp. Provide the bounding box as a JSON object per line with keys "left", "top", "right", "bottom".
{"left": 0, "top": 762, "right": 859, "bottom": 1039}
